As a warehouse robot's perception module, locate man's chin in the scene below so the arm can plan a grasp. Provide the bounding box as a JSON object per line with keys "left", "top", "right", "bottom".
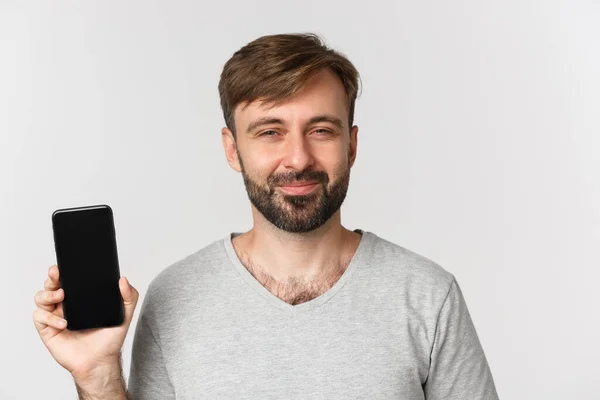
{"left": 265, "top": 207, "right": 326, "bottom": 232}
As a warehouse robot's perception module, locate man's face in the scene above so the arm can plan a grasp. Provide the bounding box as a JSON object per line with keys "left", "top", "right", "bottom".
{"left": 222, "top": 69, "right": 358, "bottom": 233}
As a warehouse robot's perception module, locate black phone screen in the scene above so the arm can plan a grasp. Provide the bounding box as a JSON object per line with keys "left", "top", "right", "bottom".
{"left": 52, "top": 204, "right": 124, "bottom": 330}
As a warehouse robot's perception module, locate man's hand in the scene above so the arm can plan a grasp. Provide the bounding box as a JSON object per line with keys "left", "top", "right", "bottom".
{"left": 33, "top": 264, "right": 139, "bottom": 397}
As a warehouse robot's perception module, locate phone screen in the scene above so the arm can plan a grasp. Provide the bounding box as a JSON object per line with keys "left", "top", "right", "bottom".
{"left": 52, "top": 205, "right": 124, "bottom": 330}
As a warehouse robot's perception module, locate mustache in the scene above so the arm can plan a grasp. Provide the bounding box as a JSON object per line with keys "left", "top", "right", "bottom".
{"left": 268, "top": 170, "right": 329, "bottom": 186}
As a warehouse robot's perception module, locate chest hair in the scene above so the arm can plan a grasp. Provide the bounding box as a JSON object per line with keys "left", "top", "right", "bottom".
{"left": 238, "top": 252, "right": 352, "bottom": 306}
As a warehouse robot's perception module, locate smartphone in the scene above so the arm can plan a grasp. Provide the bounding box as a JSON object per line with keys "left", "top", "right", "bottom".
{"left": 51, "top": 204, "right": 125, "bottom": 331}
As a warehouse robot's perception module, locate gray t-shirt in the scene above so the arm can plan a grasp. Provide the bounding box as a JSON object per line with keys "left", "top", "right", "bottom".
{"left": 128, "top": 230, "right": 499, "bottom": 399}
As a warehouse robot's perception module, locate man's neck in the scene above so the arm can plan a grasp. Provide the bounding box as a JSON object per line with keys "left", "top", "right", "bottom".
{"left": 233, "top": 213, "right": 361, "bottom": 282}
{"left": 231, "top": 220, "right": 362, "bottom": 305}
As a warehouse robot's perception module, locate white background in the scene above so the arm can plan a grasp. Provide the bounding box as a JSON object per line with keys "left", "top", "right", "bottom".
{"left": 1, "top": 0, "right": 599, "bottom": 398}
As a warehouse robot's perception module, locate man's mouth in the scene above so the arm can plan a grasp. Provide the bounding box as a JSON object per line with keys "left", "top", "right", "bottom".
{"left": 278, "top": 181, "right": 320, "bottom": 195}
{"left": 280, "top": 181, "right": 319, "bottom": 187}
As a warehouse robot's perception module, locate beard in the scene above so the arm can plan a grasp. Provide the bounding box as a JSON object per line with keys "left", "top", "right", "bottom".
{"left": 238, "top": 151, "right": 351, "bottom": 234}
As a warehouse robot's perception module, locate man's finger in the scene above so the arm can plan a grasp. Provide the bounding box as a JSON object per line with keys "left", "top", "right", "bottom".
{"left": 44, "top": 265, "right": 61, "bottom": 291}
{"left": 119, "top": 277, "right": 139, "bottom": 325}
{"left": 34, "top": 288, "right": 63, "bottom": 311}
{"left": 33, "top": 307, "right": 67, "bottom": 334}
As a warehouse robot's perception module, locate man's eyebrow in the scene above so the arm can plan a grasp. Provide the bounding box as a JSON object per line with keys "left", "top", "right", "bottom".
{"left": 245, "top": 117, "right": 285, "bottom": 135}
{"left": 245, "top": 114, "right": 344, "bottom": 135}
{"left": 307, "top": 115, "right": 344, "bottom": 130}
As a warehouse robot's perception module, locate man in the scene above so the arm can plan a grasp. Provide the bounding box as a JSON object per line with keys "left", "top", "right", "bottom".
{"left": 34, "top": 33, "right": 499, "bottom": 399}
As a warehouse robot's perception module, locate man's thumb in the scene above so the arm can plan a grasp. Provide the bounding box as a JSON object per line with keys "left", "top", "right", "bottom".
{"left": 119, "top": 276, "right": 139, "bottom": 322}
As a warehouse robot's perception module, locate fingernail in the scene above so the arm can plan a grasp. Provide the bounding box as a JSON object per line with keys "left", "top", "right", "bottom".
{"left": 58, "top": 319, "right": 67, "bottom": 327}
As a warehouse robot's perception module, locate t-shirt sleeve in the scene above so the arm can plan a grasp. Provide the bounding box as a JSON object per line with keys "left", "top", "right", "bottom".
{"left": 423, "top": 277, "right": 499, "bottom": 399}
{"left": 127, "top": 286, "right": 176, "bottom": 400}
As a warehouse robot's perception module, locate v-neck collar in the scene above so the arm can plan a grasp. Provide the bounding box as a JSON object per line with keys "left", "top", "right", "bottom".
{"left": 222, "top": 229, "right": 373, "bottom": 316}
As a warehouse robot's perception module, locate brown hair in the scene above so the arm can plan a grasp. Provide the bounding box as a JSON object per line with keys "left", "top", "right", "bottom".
{"left": 218, "top": 33, "right": 361, "bottom": 139}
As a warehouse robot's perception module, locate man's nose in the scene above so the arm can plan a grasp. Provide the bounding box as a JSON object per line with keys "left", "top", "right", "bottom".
{"left": 281, "top": 133, "right": 315, "bottom": 171}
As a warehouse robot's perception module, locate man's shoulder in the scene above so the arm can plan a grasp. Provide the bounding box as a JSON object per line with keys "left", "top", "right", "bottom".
{"left": 146, "top": 236, "right": 229, "bottom": 295}
{"left": 366, "top": 231, "right": 456, "bottom": 292}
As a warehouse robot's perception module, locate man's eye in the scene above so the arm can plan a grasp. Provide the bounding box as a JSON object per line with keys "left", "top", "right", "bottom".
{"left": 313, "top": 129, "right": 336, "bottom": 137}
{"left": 259, "top": 129, "right": 333, "bottom": 137}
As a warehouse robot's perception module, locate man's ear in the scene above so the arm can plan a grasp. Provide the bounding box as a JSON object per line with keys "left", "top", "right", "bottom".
{"left": 349, "top": 125, "right": 358, "bottom": 168}
{"left": 221, "top": 127, "right": 242, "bottom": 173}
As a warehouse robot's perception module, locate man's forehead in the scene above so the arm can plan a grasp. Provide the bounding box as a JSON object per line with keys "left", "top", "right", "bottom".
{"left": 237, "top": 99, "right": 277, "bottom": 114}
{"left": 235, "top": 97, "right": 346, "bottom": 124}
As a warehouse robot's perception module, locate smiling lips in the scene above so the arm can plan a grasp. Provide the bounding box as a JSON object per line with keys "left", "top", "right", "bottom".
{"left": 278, "top": 181, "right": 320, "bottom": 195}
